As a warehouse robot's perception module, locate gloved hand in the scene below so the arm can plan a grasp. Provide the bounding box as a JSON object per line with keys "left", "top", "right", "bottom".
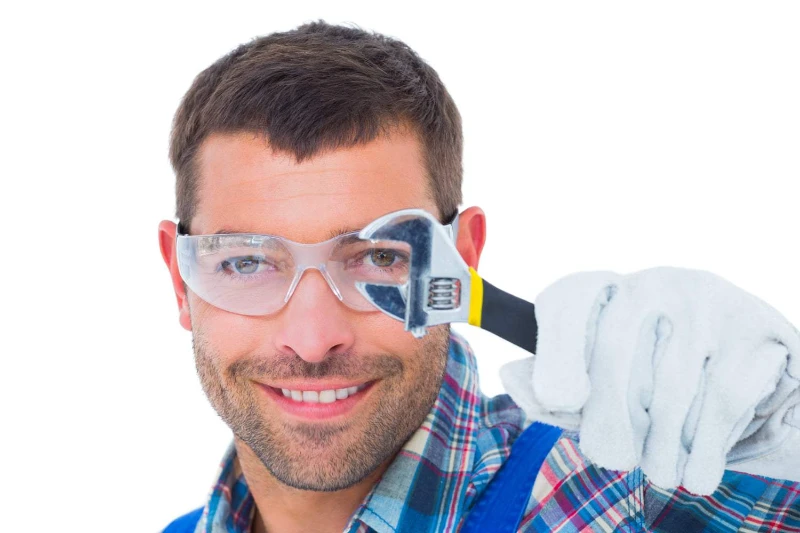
{"left": 500, "top": 267, "right": 800, "bottom": 495}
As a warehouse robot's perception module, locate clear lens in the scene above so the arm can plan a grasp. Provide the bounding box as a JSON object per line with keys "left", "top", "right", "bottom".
{"left": 177, "top": 233, "right": 412, "bottom": 316}
{"left": 328, "top": 239, "right": 411, "bottom": 284}
{"left": 178, "top": 234, "right": 296, "bottom": 315}
{"left": 328, "top": 239, "right": 412, "bottom": 311}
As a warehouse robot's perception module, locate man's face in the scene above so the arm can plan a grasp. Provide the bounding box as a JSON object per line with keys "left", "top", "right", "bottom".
{"left": 184, "top": 130, "right": 450, "bottom": 491}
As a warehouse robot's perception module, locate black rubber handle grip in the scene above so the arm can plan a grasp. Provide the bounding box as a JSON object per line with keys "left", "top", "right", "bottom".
{"left": 480, "top": 279, "right": 538, "bottom": 354}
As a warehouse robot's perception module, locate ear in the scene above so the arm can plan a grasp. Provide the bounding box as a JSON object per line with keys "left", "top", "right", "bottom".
{"left": 158, "top": 220, "right": 192, "bottom": 331}
{"left": 453, "top": 206, "right": 486, "bottom": 271}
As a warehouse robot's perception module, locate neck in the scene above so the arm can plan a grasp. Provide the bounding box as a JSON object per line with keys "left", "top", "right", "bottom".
{"left": 236, "top": 439, "right": 391, "bottom": 533}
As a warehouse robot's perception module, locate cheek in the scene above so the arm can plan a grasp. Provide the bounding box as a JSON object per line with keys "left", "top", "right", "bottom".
{"left": 356, "top": 310, "right": 422, "bottom": 355}
{"left": 360, "top": 313, "right": 448, "bottom": 380}
{"left": 189, "top": 293, "right": 276, "bottom": 362}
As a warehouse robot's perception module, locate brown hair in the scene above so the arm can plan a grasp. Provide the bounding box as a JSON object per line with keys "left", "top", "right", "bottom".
{"left": 169, "top": 20, "right": 463, "bottom": 231}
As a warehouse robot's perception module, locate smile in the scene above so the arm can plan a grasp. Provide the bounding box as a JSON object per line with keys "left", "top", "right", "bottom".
{"left": 279, "top": 384, "right": 368, "bottom": 403}
{"left": 258, "top": 381, "right": 376, "bottom": 420}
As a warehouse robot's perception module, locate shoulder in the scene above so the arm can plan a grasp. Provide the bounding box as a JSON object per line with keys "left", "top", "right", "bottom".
{"left": 643, "top": 471, "right": 800, "bottom": 532}
{"left": 516, "top": 433, "right": 800, "bottom": 532}
{"left": 161, "top": 507, "right": 203, "bottom": 533}
{"left": 517, "top": 432, "right": 644, "bottom": 531}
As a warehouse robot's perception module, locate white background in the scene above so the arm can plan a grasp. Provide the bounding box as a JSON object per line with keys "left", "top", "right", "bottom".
{"left": 1, "top": 1, "right": 798, "bottom": 531}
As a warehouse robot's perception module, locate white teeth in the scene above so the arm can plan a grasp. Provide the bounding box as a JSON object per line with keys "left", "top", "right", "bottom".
{"left": 279, "top": 384, "right": 369, "bottom": 403}
{"left": 302, "top": 391, "right": 319, "bottom": 403}
{"left": 319, "top": 390, "right": 336, "bottom": 403}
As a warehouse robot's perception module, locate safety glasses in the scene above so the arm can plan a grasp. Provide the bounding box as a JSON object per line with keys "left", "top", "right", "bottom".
{"left": 176, "top": 210, "right": 457, "bottom": 316}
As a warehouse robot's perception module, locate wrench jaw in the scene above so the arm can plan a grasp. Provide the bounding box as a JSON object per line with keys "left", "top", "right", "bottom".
{"left": 357, "top": 283, "right": 407, "bottom": 321}
{"left": 356, "top": 209, "right": 472, "bottom": 337}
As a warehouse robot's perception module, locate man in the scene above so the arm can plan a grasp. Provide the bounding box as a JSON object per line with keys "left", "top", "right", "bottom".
{"left": 159, "top": 21, "right": 800, "bottom": 532}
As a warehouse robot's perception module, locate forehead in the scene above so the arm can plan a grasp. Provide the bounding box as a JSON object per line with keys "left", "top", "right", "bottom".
{"left": 192, "top": 130, "right": 439, "bottom": 242}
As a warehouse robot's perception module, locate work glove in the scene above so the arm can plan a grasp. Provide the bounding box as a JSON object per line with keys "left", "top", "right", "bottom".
{"left": 500, "top": 266, "right": 800, "bottom": 495}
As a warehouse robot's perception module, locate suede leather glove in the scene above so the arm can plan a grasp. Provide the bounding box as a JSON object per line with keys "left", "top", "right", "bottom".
{"left": 500, "top": 267, "right": 800, "bottom": 495}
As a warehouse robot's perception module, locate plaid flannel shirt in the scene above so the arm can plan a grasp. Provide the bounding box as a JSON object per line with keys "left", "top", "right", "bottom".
{"left": 188, "top": 332, "right": 800, "bottom": 532}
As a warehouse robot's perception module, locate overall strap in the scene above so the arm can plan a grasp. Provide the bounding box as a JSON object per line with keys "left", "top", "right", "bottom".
{"left": 461, "top": 422, "right": 563, "bottom": 533}
{"left": 162, "top": 506, "right": 203, "bottom": 533}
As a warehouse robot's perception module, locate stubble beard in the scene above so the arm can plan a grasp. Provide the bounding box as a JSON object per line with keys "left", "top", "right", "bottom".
{"left": 193, "top": 325, "right": 450, "bottom": 492}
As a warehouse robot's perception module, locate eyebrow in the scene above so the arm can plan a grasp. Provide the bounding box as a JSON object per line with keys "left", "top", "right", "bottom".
{"left": 212, "top": 228, "right": 254, "bottom": 235}
{"left": 325, "top": 226, "right": 362, "bottom": 240}
{"left": 210, "top": 226, "right": 363, "bottom": 240}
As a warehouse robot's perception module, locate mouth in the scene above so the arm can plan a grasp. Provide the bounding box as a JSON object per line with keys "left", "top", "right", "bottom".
{"left": 277, "top": 382, "right": 369, "bottom": 403}
{"left": 257, "top": 380, "right": 376, "bottom": 420}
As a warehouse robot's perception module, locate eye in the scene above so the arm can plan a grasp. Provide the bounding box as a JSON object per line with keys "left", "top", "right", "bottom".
{"left": 221, "top": 256, "right": 268, "bottom": 275}
{"left": 367, "top": 249, "right": 397, "bottom": 268}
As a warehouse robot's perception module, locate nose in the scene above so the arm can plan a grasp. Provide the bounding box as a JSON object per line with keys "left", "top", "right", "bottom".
{"left": 273, "top": 268, "right": 356, "bottom": 364}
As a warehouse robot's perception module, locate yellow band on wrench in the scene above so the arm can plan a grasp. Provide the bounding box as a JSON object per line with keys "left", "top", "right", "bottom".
{"left": 467, "top": 267, "right": 483, "bottom": 327}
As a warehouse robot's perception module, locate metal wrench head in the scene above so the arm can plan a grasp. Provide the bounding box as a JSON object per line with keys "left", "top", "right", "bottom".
{"left": 356, "top": 209, "right": 471, "bottom": 337}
